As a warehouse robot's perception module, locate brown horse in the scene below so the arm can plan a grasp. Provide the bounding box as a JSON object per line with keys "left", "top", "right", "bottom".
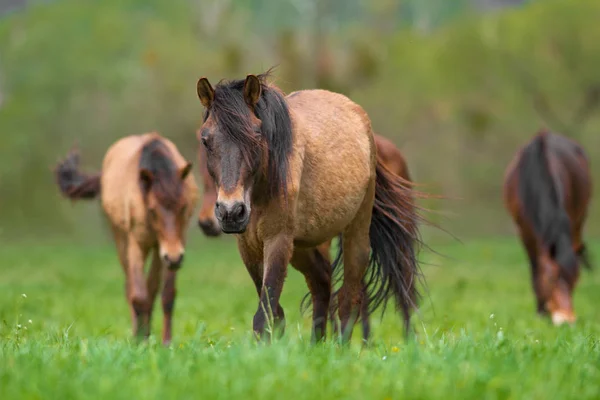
{"left": 503, "top": 130, "right": 592, "bottom": 325}
{"left": 197, "top": 132, "right": 411, "bottom": 236}
{"left": 55, "top": 133, "right": 198, "bottom": 344}
{"left": 197, "top": 130, "right": 413, "bottom": 340}
{"left": 196, "top": 71, "right": 422, "bottom": 343}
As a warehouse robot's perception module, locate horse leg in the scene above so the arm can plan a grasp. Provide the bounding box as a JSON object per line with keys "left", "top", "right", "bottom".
{"left": 360, "top": 281, "right": 371, "bottom": 342}
{"left": 291, "top": 248, "right": 332, "bottom": 343}
{"left": 518, "top": 227, "right": 545, "bottom": 315}
{"left": 161, "top": 268, "right": 177, "bottom": 346}
{"left": 145, "top": 248, "right": 162, "bottom": 341}
{"left": 126, "top": 236, "right": 150, "bottom": 339}
{"left": 253, "top": 235, "right": 293, "bottom": 341}
{"left": 338, "top": 190, "right": 374, "bottom": 343}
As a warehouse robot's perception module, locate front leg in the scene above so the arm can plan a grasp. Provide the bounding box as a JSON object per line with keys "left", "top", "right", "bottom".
{"left": 253, "top": 235, "right": 293, "bottom": 341}
{"left": 161, "top": 268, "right": 177, "bottom": 346}
{"left": 126, "top": 236, "right": 150, "bottom": 340}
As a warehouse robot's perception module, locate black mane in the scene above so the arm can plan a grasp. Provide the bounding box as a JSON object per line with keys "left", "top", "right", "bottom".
{"left": 139, "top": 138, "right": 183, "bottom": 209}
{"left": 208, "top": 71, "right": 293, "bottom": 199}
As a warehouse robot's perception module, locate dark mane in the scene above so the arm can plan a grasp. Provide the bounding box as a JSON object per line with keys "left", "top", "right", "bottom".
{"left": 208, "top": 70, "right": 293, "bottom": 199}
{"left": 517, "top": 131, "right": 578, "bottom": 278}
{"left": 139, "top": 139, "right": 184, "bottom": 209}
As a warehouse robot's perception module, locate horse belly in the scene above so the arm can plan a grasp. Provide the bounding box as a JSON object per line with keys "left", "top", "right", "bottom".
{"left": 293, "top": 153, "right": 372, "bottom": 246}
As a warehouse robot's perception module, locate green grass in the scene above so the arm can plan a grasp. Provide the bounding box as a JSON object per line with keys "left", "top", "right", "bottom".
{"left": 1, "top": 236, "right": 599, "bottom": 399}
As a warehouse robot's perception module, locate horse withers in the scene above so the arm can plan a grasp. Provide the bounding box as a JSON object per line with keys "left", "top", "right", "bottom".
{"left": 503, "top": 130, "right": 592, "bottom": 325}
{"left": 196, "top": 129, "right": 413, "bottom": 341}
{"left": 55, "top": 133, "right": 198, "bottom": 344}
{"left": 196, "top": 71, "right": 423, "bottom": 343}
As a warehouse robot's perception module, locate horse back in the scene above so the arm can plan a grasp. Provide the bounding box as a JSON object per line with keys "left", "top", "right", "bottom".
{"left": 504, "top": 132, "right": 590, "bottom": 229}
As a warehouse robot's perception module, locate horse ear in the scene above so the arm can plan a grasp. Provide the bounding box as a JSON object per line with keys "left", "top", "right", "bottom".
{"left": 180, "top": 162, "right": 193, "bottom": 180}
{"left": 140, "top": 168, "right": 154, "bottom": 191}
{"left": 243, "top": 74, "right": 262, "bottom": 106}
{"left": 197, "top": 77, "right": 214, "bottom": 108}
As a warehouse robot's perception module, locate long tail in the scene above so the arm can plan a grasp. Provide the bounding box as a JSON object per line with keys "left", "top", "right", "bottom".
{"left": 364, "top": 158, "right": 423, "bottom": 335}
{"left": 517, "top": 132, "right": 578, "bottom": 280}
{"left": 55, "top": 150, "right": 101, "bottom": 200}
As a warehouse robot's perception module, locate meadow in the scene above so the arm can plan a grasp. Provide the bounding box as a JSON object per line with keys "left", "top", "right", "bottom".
{"left": 1, "top": 235, "right": 599, "bottom": 399}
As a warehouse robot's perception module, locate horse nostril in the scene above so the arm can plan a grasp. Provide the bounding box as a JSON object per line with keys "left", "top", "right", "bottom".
{"left": 233, "top": 203, "right": 246, "bottom": 220}
{"left": 214, "top": 202, "right": 223, "bottom": 219}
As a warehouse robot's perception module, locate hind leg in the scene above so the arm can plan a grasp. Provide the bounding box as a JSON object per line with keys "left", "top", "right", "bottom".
{"left": 338, "top": 188, "right": 375, "bottom": 343}
{"left": 360, "top": 282, "right": 371, "bottom": 342}
{"left": 291, "top": 248, "right": 332, "bottom": 343}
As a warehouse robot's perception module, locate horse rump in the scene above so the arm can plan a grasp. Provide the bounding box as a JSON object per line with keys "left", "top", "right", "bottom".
{"left": 55, "top": 149, "right": 101, "bottom": 200}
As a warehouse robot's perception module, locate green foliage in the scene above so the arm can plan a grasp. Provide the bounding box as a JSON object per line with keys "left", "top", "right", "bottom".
{"left": 0, "top": 0, "right": 599, "bottom": 240}
{"left": 1, "top": 239, "right": 600, "bottom": 399}
{"left": 350, "top": 0, "right": 600, "bottom": 236}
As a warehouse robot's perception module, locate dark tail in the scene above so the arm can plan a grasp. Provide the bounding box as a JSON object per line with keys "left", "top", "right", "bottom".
{"left": 55, "top": 150, "right": 101, "bottom": 200}
{"left": 517, "top": 132, "right": 578, "bottom": 280}
{"left": 364, "top": 159, "right": 424, "bottom": 335}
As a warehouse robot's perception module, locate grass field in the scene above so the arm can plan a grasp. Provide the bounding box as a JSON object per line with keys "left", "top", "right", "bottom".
{"left": 1, "top": 235, "right": 599, "bottom": 399}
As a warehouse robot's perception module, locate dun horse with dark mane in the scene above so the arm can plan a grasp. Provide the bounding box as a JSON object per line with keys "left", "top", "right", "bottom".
{"left": 196, "top": 71, "right": 422, "bottom": 342}
{"left": 197, "top": 130, "right": 413, "bottom": 340}
{"left": 55, "top": 133, "right": 198, "bottom": 344}
{"left": 503, "top": 130, "right": 592, "bottom": 325}
{"left": 198, "top": 133, "right": 411, "bottom": 237}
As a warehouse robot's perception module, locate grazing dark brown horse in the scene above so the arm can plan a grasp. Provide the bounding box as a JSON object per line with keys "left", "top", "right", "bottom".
{"left": 195, "top": 71, "right": 422, "bottom": 343}
{"left": 503, "top": 130, "right": 592, "bottom": 325}
{"left": 197, "top": 129, "right": 413, "bottom": 340}
{"left": 55, "top": 133, "right": 198, "bottom": 344}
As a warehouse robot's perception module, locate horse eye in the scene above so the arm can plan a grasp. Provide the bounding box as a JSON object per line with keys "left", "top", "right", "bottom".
{"left": 201, "top": 137, "right": 208, "bottom": 147}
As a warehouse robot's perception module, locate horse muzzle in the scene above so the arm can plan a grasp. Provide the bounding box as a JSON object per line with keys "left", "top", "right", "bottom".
{"left": 198, "top": 217, "right": 222, "bottom": 237}
{"left": 162, "top": 253, "right": 184, "bottom": 271}
{"left": 215, "top": 200, "right": 250, "bottom": 234}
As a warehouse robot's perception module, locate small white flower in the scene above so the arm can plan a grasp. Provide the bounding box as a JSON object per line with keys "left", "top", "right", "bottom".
{"left": 21, "top": 294, "right": 27, "bottom": 298}
{"left": 489, "top": 313, "right": 495, "bottom": 319}
{"left": 382, "top": 356, "right": 387, "bottom": 361}
{"left": 28, "top": 320, "right": 32, "bottom": 324}
{"left": 16, "top": 324, "right": 21, "bottom": 329}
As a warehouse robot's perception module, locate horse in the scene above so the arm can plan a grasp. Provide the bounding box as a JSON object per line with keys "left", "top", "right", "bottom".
{"left": 503, "top": 130, "right": 592, "bottom": 326}
{"left": 196, "top": 129, "right": 413, "bottom": 340}
{"left": 55, "top": 133, "right": 198, "bottom": 344}
{"left": 197, "top": 132, "right": 411, "bottom": 236}
{"left": 195, "top": 71, "right": 422, "bottom": 343}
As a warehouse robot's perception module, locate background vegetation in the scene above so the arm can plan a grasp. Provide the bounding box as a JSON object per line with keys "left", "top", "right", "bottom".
{"left": 1, "top": 0, "right": 599, "bottom": 241}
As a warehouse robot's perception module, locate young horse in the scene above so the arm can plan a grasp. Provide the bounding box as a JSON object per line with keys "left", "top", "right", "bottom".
{"left": 55, "top": 133, "right": 198, "bottom": 344}
{"left": 503, "top": 130, "right": 592, "bottom": 325}
{"left": 196, "top": 129, "right": 414, "bottom": 340}
{"left": 196, "top": 71, "right": 422, "bottom": 342}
